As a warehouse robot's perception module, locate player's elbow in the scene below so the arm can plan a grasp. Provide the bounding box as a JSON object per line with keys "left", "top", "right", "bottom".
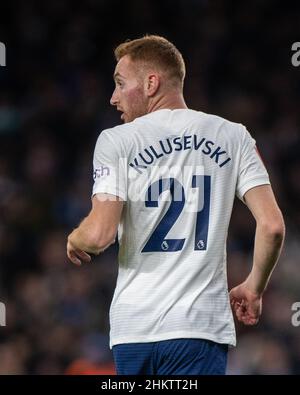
{"left": 259, "top": 211, "right": 285, "bottom": 243}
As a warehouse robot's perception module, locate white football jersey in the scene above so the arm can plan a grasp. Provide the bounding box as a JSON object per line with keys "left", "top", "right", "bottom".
{"left": 92, "top": 109, "right": 270, "bottom": 348}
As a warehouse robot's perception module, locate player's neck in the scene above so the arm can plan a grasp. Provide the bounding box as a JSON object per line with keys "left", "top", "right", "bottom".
{"left": 147, "top": 93, "right": 188, "bottom": 114}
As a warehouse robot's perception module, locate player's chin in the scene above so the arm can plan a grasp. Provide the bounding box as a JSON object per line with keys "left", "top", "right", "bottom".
{"left": 121, "top": 113, "right": 130, "bottom": 123}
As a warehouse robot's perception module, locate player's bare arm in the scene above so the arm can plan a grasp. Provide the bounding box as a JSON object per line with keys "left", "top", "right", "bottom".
{"left": 67, "top": 194, "right": 124, "bottom": 266}
{"left": 230, "top": 184, "right": 285, "bottom": 325}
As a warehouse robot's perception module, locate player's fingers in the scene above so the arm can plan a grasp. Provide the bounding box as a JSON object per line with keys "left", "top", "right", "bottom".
{"left": 229, "top": 293, "right": 238, "bottom": 307}
{"left": 68, "top": 251, "right": 82, "bottom": 266}
{"left": 234, "top": 301, "right": 244, "bottom": 311}
{"left": 248, "top": 317, "right": 259, "bottom": 325}
{"left": 74, "top": 249, "right": 91, "bottom": 263}
{"left": 236, "top": 302, "right": 249, "bottom": 321}
{"left": 242, "top": 315, "right": 259, "bottom": 326}
{"left": 229, "top": 287, "right": 243, "bottom": 303}
{"left": 248, "top": 302, "right": 261, "bottom": 318}
{"left": 235, "top": 305, "right": 244, "bottom": 321}
{"left": 230, "top": 296, "right": 236, "bottom": 306}
{"left": 238, "top": 304, "right": 259, "bottom": 325}
{"left": 67, "top": 244, "right": 82, "bottom": 266}
{"left": 247, "top": 312, "right": 260, "bottom": 325}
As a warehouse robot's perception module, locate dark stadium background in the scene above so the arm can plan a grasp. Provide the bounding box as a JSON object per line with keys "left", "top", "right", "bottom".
{"left": 0, "top": 0, "right": 299, "bottom": 374}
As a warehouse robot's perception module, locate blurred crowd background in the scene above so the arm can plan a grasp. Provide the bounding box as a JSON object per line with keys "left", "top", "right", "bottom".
{"left": 0, "top": 0, "right": 300, "bottom": 374}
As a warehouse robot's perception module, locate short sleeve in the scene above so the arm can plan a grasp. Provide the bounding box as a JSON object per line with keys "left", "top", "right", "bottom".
{"left": 92, "top": 130, "right": 127, "bottom": 200}
{"left": 236, "top": 126, "right": 270, "bottom": 202}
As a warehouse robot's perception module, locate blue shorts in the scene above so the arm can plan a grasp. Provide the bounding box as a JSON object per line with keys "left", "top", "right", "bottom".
{"left": 112, "top": 338, "right": 228, "bottom": 375}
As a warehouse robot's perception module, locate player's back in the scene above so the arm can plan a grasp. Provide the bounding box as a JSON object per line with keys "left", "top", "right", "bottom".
{"left": 92, "top": 109, "right": 270, "bottom": 348}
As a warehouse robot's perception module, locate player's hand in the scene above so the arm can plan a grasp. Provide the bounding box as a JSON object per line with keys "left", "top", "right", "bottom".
{"left": 229, "top": 281, "right": 262, "bottom": 326}
{"left": 67, "top": 232, "right": 91, "bottom": 266}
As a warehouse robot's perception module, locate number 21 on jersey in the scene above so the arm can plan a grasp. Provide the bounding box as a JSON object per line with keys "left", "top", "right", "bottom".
{"left": 142, "top": 175, "right": 211, "bottom": 253}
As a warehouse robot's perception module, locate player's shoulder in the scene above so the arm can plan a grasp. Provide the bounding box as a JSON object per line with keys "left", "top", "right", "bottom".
{"left": 97, "top": 113, "right": 157, "bottom": 146}
{"left": 197, "top": 110, "right": 250, "bottom": 146}
{"left": 95, "top": 122, "right": 133, "bottom": 147}
{"left": 99, "top": 122, "right": 134, "bottom": 139}
{"left": 198, "top": 110, "right": 245, "bottom": 133}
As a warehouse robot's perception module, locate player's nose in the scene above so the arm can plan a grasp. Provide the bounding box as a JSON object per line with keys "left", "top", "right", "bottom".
{"left": 110, "top": 89, "right": 119, "bottom": 106}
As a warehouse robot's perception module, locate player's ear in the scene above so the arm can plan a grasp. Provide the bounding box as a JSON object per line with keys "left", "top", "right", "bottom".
{"left": 146, "top": 73, "right": 160, "bottom": 97}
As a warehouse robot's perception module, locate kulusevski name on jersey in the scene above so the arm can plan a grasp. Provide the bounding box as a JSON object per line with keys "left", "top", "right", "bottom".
{"left": 129, "top": 133, "right": 231, "bottom": 174}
